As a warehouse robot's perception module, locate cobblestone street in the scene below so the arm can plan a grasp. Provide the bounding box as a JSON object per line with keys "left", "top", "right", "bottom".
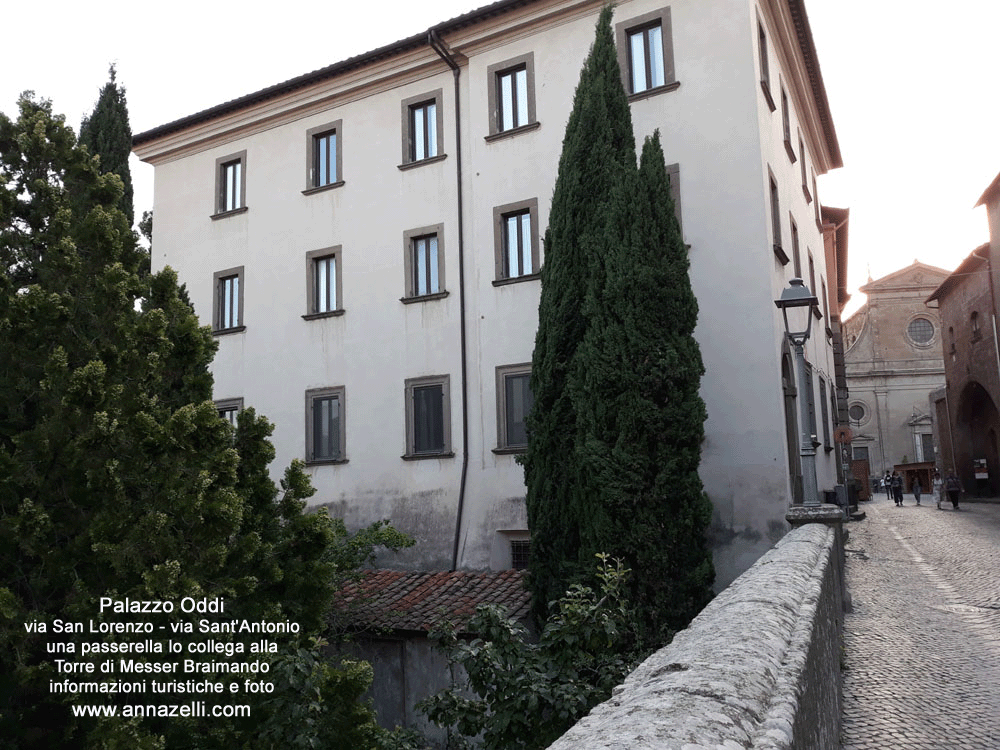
{"left": 841, "top": 493, "right": 1000, "bottom": 749}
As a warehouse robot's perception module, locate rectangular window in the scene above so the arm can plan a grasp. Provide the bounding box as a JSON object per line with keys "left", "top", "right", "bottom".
{"left": 628, "top": 24, "right": 664, "bottom": 93}
{"left": 413, "top": 235, "right": 439, "bottom": 296}
{"left": 799, "top": 134, "right": 811, "bottom": 202}
{"left": 305, "top": 121, "right": 343, "bottom": 192}
{"left": 806, "top": 248, "right": 819, "bottom": 302}
{"left": 921, "top": 433, "right": 936, "bottom": 464}
{"left": 770, "top": 173, "right": 787, "bottom": 264}
{"left": 315, "top": 131, "right": 336, "bottom": 186}
{"left": 214, "top": 151, "right": 246, "bottom": 216}
{"left": 400, "top": 91, "right": 444, "bottom": 167}
{"left": 791, "top": 218, "right": 801, "bottom": 277}
{"left": 781, "top": 86, "right": 795, "bottom": 160}
{"left": 411, "top": 101, "right": 437, "bottom": 161}
{"left": 213, "top": 266, "right": 244, "bottom": 333}
{"left": 402, "top": 224, "right": 446, "bottom": 300}
{"left": 493, "top": 199, "right": 540, "bottom": 282}
{"left": 487, "top": 54, "right": 537, "bottom": 139}
{"left": 511, "top": 540, "right": 531, "bottom": 570}
{"left": 497, "top": 364, "right": 533, "bottom": 450}
{"left": 819, "top": 377, "right": 831, "bottom": 448}
{"left": 667, "top": 163, "right": 683, "bottom": 235}
{"left": 499, "top": 67, "right": 528, "bottom": 131}
{"left": 306, "top": 387, "right": 346, "bottom": 463}
{"left": 821, "top": 278, "right": 828, "bottom": 324}
{"left": 215, "top": 398, "right": 243, "bottom": 427}
{"left": 758, "top": 22, "right": 775, "bottom": 110}
{"left": 853, "top": 446, "right": 870, "bottom": 462}
{"left": 304, "top": 246, "right": 343, "bottom": 317}
{"left": 405, "top": 375, "right": 451, "bottom": 457}
{"left": 805, "top": 363, "right": 817, "bottom": 442}
{"left": 615, "top": 9, "right": 676, "bottom": 98}
{"left": 315, "top": 255, "right": 336, "bottom": 312}
{"left": 813, "top": 172, "right": 821, "bottom": 227}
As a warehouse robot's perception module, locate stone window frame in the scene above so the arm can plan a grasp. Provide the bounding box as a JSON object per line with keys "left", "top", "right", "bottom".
{"left": 212, "top": 150, "right": 247, "bottom": 218}
{"left": 848, "top": 401, "right": 870, "bottom": 426}
{"left": 790, "top": 216, "right": 801, "bottom": 277}
{"left": 769, "top": 168, "right": 788, "bottom": 265}
{"left": 399, "top": 89, "right": 446, "bottom": 169}
{"left": 401, "top": 224, "right": 448, "bottom": 302}
{"left": 403, "top": 374, "right": 454, "bottom": 460}
{"left": 757, "top": 20, "right": 776, "bottom": 111}
{"left": 494, "top": 363, "right": 533, "bottom": 453}
{"left": 780, "top": 84, "right": 796, "bottom": 162}
{"left": 215, "top": 397, "right": 244, "bottom": 428}
{"left": 305, "top": 386, "right": 348, "bottom": 465}
{"left": 799, "top": 133, "right": 812, "bottom": 203}
{"left": 303, "top": 246, "right": 345, "bottom": 320}
{"left": 486, "top": 52, "right": 540, "bottom": 141}
{"left": 615, "top": 7, "right": 680, "bottom": 102}
{"left": 212, "top": 265, "right": 245, "bottom": 334}
{"left": 492, "top": 198, "right": 540, "bottom": 285}
{"left": 905, "top": 315, "right": 937, "bottom": 348}
{"left": 304, "top": 120, "right": 345, "bottom": 194}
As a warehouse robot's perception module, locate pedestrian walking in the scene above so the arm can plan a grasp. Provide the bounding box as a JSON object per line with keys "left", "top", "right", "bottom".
{"left": 932, "top": 470, "right": 944, "bottom": 509}
{"left": 891, "top": 471, "right": 904, "bottom": 506}
{"left": 944, "top": 471, "right": 963, "bottom": 510}
{"left": 913, "top": 477, "right": 922, "bottom": 506}
{"left": 884, "top": 471, "right": 892, "bottom": 500}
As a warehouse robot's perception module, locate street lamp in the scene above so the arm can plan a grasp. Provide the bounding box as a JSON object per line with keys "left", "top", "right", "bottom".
{"left": 775, "top": 278, "right": 820, "bottom": 506}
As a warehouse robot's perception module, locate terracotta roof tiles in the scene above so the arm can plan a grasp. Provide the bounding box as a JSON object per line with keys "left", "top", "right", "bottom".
{"left": 336, "top": 568, "right": 531, "bottom": 634}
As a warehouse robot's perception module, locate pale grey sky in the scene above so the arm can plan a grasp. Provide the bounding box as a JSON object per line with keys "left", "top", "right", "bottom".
{"left": 5, "top": 0, "right": 999, "bottom": 317}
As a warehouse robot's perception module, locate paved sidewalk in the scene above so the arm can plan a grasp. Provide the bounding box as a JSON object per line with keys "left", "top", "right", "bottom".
{"left": 841, "top": 494, "right": 1000, "bottom": 749}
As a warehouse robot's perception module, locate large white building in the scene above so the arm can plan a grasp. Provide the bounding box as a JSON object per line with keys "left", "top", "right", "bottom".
{"left": 134, "top": 0, "right": 846, "bottom": 589}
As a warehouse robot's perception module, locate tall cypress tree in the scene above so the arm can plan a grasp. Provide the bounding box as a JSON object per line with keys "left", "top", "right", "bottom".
{"left": 523, "top": 4, "right": 638, "bottom": 618}
{"left": 525, "top": 8, "right": 714, "bottom": 647}
{"left": 576, "top": 132, "right": 715, "bottom": 646}
{"left": 79, "top": 64, "right": 134, "bottom": 225}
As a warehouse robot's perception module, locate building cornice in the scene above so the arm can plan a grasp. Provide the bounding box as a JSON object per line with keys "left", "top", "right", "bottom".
{"left": 134, "top": 0, "right": 842, "bottom": 169}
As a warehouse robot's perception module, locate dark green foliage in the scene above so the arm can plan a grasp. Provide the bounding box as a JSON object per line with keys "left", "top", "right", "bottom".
{"left": 575, "top": 132, "right": 715, "bottom": 646}
{"left": 0, "top": 94, "right": 401, "bottom": 749}
{"left": 523, "top": 3, "right": 637, "bottom": 621}
{"left": 79, "top": 65, "right": 134, "bottom": 225}
{"left": 524, "top": 7, "right": 715, "bottom": 649}
{"left": 420, "top": 556, "right": 635, "bottom": 750}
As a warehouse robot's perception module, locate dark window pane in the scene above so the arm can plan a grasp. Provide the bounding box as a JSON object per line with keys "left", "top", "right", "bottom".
{"left": 413, "top": 384, "right": 444, "bottom": 453}
{"left": 504, "top": 373, "right": 532, "bottom": 446}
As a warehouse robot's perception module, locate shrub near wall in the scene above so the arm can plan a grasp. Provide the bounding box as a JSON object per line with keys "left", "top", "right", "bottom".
{"left": 546, "top": 523, "right": 843, "bottom": 750}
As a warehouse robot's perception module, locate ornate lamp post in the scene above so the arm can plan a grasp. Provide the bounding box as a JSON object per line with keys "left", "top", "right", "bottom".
{"left": 775, "top": 278, "right": 820, "bottom": 506}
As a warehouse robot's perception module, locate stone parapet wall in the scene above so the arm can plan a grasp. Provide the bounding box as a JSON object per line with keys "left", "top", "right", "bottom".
{"left": 547, "top": 523, "right": 843, "bottom": 749}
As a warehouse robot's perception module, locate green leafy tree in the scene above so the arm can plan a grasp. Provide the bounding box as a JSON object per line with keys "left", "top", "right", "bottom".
{"left": 0, "top": 94, "right": 405, "bottom": 750}
{"left": 522, "top": 3, "right": 637, "bottom": 621}
{"left": 419, "top": 556, "right": 635, "bottom": 750}
{"left": 524, "top": 9, "right": 714, "bottom": 648}
{"left": 79, "top": 65, "right": 134, "bottom": 225}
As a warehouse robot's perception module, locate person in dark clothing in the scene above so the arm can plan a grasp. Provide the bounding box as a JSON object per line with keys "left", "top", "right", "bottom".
{"left": 891, "top": 472, "right": 904, "bottom": 506}
{"left": 913, "top": 477, "right": 922, "bottom": 506}
{"left": 945, "top": 471, "right": 963, "bottom": 510}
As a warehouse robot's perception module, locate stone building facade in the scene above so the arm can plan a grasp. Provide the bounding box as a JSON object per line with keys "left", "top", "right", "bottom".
{"left": 927, "top": 172, "right": 1000, "bottom": 494}
{"left": 132, "top": 0, "right": 846, "bottom": 590}
{"left": 842, "top": 262, "right": 949, "bottom": 478}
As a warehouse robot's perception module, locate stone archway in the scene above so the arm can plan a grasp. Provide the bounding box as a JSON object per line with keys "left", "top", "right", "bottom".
{"left": 782, "top": 345, "right": 803, "bottom": 504}
{"left": 955, "top": 381, "right": 1000, "bottom": 495}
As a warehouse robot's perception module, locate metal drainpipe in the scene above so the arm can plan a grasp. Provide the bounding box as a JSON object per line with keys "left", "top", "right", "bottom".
{"left": 428, "top": 29, "right": 470, "bottom": 572}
